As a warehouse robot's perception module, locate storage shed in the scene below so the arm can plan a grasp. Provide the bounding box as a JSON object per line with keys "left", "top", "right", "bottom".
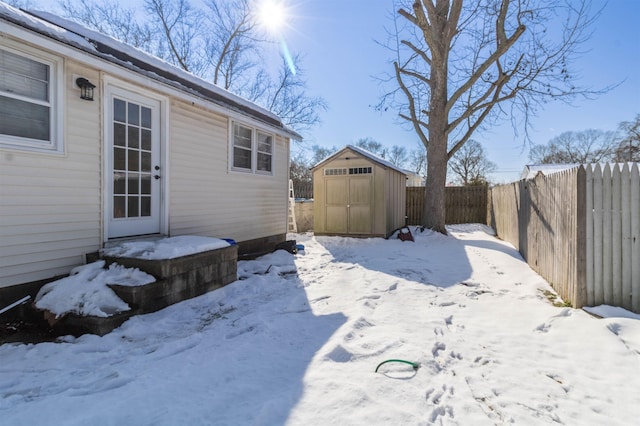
{"left": 312, "top": 145, "right": 407, "bottom": 237}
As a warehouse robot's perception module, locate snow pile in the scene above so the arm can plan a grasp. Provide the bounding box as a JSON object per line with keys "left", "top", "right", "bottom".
{"left": 101, "top": 235, "right": 230, "bottom": 260}
{"left": 2, "top": 226, "right": 639, "bottom": 425}
{"left": 583, "top": 304, "right": 640, "bottom": 320}
{"left": 237, "top": 249, "right": 298, "bottom": 279}
{"left": 34, "top": 261, "right": 155, "bottom": 318}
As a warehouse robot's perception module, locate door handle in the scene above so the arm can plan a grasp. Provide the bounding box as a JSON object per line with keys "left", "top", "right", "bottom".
{"left": 154, "top": 175, "right": 161, "bottom": 180}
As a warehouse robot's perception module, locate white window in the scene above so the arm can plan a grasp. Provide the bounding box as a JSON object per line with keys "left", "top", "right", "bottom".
{"left": 256, "top": 131, "right": 273, "bottom": 173}
{"left": 232, "top": 123, "right": 253, "bottom": 170}
{"left": 324, "top": 168, "right": 347, "bottom": 176}
{"left": 0, "top": 45, "right": 62, "bottom": 153}
{"left": 230, "top": 121, "right": 274, "bottom": 175}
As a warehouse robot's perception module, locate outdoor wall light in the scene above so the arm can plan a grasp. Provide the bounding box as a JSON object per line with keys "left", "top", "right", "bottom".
{"left": 76, "top": 77, "right": 95, "bottom": 101}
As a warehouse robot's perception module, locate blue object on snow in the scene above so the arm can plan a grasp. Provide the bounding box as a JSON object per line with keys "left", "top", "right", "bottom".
{"left": 223, "top": 238, "right": 236, "bottom": 245}
{"left": 296, "top": 244, "right": 305, "bottom": 252}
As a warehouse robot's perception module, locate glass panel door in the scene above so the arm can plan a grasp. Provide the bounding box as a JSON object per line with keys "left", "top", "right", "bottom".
{"left": 107, "top": 89, "right": 161, "bottom": 238}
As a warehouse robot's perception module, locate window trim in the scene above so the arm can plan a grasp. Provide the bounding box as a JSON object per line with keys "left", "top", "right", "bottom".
{"left": 0, "top": 42, "right": 64, "bottom": 154}
{"left": 229, "top": 120, "right": 275, "bottom": 176}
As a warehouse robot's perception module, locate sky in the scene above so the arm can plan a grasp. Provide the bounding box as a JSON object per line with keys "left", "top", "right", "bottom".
{"left": 2, "top": 226, "right": 640, "bottom": 424}
{"left": 26, "top": 0, "right": 640, "bottom": 182}
{"left": 276, "top": 0, "right": 640, "bottom": 182}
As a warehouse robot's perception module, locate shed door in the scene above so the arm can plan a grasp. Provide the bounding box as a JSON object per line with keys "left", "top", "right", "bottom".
{"left": 106, "top": 88, "right": 162, "bottom": 239}
{"left": 347, "top": 176, "right": 371, "bottom": 234}
{"left": 324, "top": 175, "right": 372, "bottom": 234}
{"left": 325, "top": 179, "right": 348, "bottom": 233}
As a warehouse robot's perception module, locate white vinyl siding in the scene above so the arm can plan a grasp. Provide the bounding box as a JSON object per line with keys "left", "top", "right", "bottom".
{"left": 0, "top": 62, "right": 101, "bottom": 287}
{"left": 171, "top": 101, "right": 287, "bottom": 241}
{"left": 0, "top": 43, "right": 63, "bottom": 154}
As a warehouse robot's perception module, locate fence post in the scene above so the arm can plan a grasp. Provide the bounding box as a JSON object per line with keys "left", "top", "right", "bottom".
{"left": 575, "top": 166, "right": 587, "bottom": 307}
{"left": 593, "top": 164, "right": 604, "bottom": 305}
{"left": 621, "top": 163, "right": 632, "bottom": 310}
{"left": 585, "top": 165, "right": 594, "bottom": 306}
{"left": 631, "top": 164, "right": 640, "bottom": 313}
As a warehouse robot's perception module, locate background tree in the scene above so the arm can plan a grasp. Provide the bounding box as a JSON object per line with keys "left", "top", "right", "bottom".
{"left": 289, "top": 152, "right": 313, "bottom": 198}
{"left": 310, "top": 145, "right": 338, "bottom": 165}
{"left": 385, "top": 0, "right": 601, "bottom": 233}
{"left": 407, "top": 146, "right": 427, "bottom": 177}
{"left": 59, "top": 0, "right": 160, "bottom": 57}
{"left": 387, "top": 145, "right": 409, "bottom": 167}
{"left": 354, "top": 137, "right": 387, "bottom": 158}
{"left": 59, "top": 0, "right": 326, "bottom": 134}
{"left": 614, "top": 114, "right": 640, "bottom": 162}
{"left": 529, "top": 129, "right": 617, "bottom": 164}
{"left": 448, "top": 140, "right": 496, "bottom": 185}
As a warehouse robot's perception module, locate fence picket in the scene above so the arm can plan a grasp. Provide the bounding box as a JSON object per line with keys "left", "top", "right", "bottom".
{"left": 611, "top": 165, "right": 623, "bottom": 306}
{"left": 405, "top": 186, "right": 488, "bottom": 225}
{"left": 602, "top": 164, "right": 613, "bottom": 303}
{"left": 631, "top": 164, "right": 640, "bottom": 313}
{"left": 593, "top": 164, "right": 604, "bottom": 305}
{"left": 621, "top": 164, "right": 632, "bottom": 310}
{"left": 585, "top": 166, "right": 594, "bottom": 305}
{"left": 489, "top": 163, "right": 640, "bottom": 313}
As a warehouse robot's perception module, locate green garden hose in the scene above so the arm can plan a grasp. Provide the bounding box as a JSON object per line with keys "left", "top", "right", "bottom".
{"left": 375, "top": 359, "right": 420, "bottom": 373}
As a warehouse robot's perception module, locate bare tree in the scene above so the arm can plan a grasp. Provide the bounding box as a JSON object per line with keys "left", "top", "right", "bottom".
{"left": 448, "top": 140, "right": 496, "bottom": 185}
{"left": 261, "top": 54, "right": 327, "bottom": 133}
{"left": 385, "top": 0, "right": 602, "bottom": 233}
{"left": 143, "top": 0, "right": 204, "bottom": 74}
{"left": 310, "top": 144, "right": 338, "bottom": 165}
{"left": 614, "top": 114, "right": 640, "bottom": 162}
{"left": 407, "top": 146, "right": 427, "bottom": 177}
{"left": 529, "top": 129, "right": 617, "bottom": 164}
{"left": 387, "top": 145, "right": 409, "bottom": 167}
{"left": 59, "top": 0, "right": 154, "bottom": 49}
{"left": 202, "top": 0, "right": 259, "bottom": 90}
{"left": 59, "top": 0, "right": 325, "bottom": 134}
{"left": 355, "top": 137, "right": 387, "bottom": 158}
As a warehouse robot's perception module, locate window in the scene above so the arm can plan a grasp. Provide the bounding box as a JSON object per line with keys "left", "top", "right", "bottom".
{"left": 233, "top": 123, "right": 253, "bottom": 170}
{"left": 0, "top": 46, "right": 62, "bottom": 153}
{"left": 230, "top": 121, "right": 274, "bottom": 175}
{"left": 349, "top": 167, "right": 372, "bottom": 175}
{"left": 257, "top": 131, "right": 272, "bottom": 172}
{"left": 324, "top": 168, "right": 347, "bottom": 176}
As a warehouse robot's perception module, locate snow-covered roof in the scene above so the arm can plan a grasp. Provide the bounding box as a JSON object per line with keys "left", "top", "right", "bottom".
{"left": 0, "top": 3, "right": 301, "bottom": 139}
{"left": 313, "top": 144, "right": 407, "bottom": 175}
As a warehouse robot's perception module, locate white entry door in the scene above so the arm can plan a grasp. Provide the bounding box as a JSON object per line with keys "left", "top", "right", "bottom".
{"left": 106, "top": 88, "right": 162, "bottom": 239}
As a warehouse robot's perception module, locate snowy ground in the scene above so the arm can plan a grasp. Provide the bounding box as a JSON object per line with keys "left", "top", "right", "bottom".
{"left": 1, "top": 225, "right": 638, "bottom": 425}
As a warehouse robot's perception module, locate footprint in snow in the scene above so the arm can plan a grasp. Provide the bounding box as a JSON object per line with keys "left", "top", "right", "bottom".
{"left": 432, "top": 342, "right": 446, "bottom": 357}
{"left": 425, "top": 385, "right": 455, "bottom": 422}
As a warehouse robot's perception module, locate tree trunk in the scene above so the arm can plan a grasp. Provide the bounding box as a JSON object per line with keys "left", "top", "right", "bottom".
{"left": 422, "top": 3, "right": 449, "bottom": 235}
{"left": 423, "top": 121, "right": 448, "bottom": 234}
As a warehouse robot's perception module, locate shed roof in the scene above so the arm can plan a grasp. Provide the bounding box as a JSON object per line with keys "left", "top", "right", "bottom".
{"left": 0, "top": 2, "right": 301, "bottom": 140}
{"left": 313, "top": 145, "right": 407, "bottom": 175}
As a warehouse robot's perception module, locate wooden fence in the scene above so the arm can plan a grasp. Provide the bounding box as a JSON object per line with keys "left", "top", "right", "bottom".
{"left": 293, "top": 181, "right": 313, "bottom": 199}
{"left": 406, "top": 186, "right": 488, "bottom": 225}
{"left": 489, "top": 163, "right": 640, "bottom": 313}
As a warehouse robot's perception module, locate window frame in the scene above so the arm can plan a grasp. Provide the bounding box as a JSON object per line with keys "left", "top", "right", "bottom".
{"left": 229, "top": 120, "right": 275, "bottom": 176}
{"left": 0, "top": 42, "right": 64, "bottom": 154}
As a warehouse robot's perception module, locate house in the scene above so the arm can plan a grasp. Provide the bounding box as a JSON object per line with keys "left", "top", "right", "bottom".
{"left": 0, "top": 3, "right": 300, "bottom": 299}
{"left": 312, "top": 145, "right": 406, "bottom": 238}
{"left": 403, "top": 170, "right": 424, "bottom": 187}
